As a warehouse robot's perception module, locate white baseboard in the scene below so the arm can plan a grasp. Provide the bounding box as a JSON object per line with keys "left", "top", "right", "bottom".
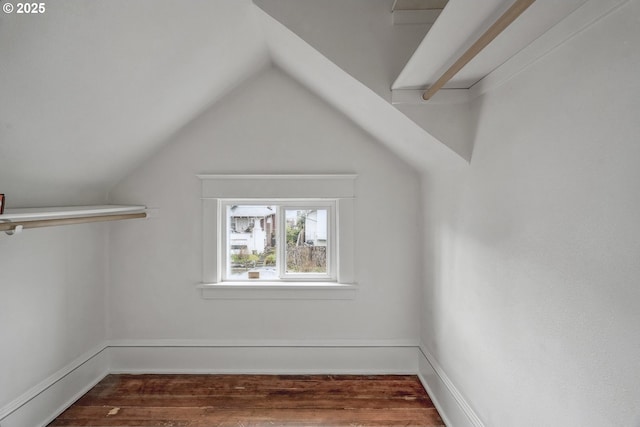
{"left": 0, "top": 344, "right": 109, "bottom": 427}
{"left": 107, "top": 340, "right": 418, "bottom": 374}
{"left": 417, "top": 345, "right": 485, "bottom": 427}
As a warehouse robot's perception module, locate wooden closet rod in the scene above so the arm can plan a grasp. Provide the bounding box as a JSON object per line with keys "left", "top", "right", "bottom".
{"left": 0, "top": 212, "right": 147, "bottom": 232}
{"left": 423, "top": 0, "right": 536, "bottom": 100}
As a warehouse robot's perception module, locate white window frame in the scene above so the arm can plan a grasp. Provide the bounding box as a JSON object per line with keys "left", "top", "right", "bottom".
{"left": 220, "top": 200, "right": 336, "bottom": 282}
{"left": 198, "top": 175, "right": 357, "bottom": 300}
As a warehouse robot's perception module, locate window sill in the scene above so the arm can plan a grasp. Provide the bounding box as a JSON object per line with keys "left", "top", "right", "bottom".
{"left": 197, "top": 282, "right": 357, "bottom": 300}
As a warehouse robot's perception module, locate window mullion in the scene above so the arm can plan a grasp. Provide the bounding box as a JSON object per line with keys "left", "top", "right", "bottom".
{"left": 277, "top": 205, "right": 285, "bottom": 279}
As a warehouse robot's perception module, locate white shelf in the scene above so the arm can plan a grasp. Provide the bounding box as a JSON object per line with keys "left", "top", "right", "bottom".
{"left": 0, "top": 205, "right": 147, "bottom": 234}
{"left": 1, "top": 205, "right": 146, "bottom": 221}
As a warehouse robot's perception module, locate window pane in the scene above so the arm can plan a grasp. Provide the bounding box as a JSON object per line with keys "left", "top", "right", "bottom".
{"left": 227, "top": 205, "right": 277, "bottom": 280}
{"left": 285, "top": 209, "right": 328, "bottom": 274}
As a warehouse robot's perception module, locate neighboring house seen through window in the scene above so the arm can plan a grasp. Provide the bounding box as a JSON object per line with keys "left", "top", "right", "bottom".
{"left": 222, "top": 201, "right": 336, "bottom": 282}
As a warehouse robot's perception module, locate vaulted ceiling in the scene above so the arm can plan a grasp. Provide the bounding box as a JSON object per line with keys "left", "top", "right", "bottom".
{"left": 0, "top": 0, "right": 268, "bottom": 205}
{"left": 0, "top": 0, "right": 624, "bottom": 206}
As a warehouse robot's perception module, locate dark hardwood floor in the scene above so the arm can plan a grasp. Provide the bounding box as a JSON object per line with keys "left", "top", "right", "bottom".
{"left": 49, "top": 374, "right": 445, "bottom": 426}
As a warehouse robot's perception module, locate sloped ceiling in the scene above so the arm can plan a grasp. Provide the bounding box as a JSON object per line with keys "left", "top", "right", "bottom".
{"left": 3, "top": 0, "right": 606, "bottom": 207}
{"left": 245, "top": 0, "right": 630, "bottom": 163}
{"left": 0, "top": 0, "right": 268, "bottom": 206}
{"left": 254, "top": 0, "right": 432, "bottom": 102}
{"left": 1, "top": 0, "right": 466, "bottom": 207}
{"left": 253, "top": 0, "right": 477, "bottom": 160}
{"left": 256, "top": 6, "right": 465, "bottom": 173}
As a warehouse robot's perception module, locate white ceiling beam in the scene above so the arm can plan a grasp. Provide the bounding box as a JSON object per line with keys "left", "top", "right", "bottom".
{"left": 422, "top": 0, "right": 536, "bottom": 100}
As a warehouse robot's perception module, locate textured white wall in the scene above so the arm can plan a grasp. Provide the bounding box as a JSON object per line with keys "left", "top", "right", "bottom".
{"left": 422, "top": 1, "right": 640, "bottom": 425}
{"left": 107, "top": 66, "right": 422, "bottom": 344}
{"left": 0, "top": 225, "right": 108, "bottom": 410}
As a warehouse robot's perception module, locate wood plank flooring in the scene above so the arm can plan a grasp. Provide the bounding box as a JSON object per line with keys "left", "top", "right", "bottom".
{"left": 49, "top": 374, "right": 445, "bottom": 426}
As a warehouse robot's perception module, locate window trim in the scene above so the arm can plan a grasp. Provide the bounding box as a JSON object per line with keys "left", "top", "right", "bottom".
{"left": 220, "top": 200, "right": 337, "bottom": 282}
{"left": 198, "top": 175, "right": 356, "bottom": 299}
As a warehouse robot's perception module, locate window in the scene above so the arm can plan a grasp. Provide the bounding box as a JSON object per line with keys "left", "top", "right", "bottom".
{"left": 222, "top": 202, "right": 335, "bottom": 282}
{"left": 198, "top": 175, "right": 356, "bottom": 298}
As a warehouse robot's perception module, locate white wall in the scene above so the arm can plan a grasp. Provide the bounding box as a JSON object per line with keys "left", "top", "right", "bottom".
{"left": 0, "top": 224, "right": 108, "bottom": 423}
{"left": 107, "top": 66, "right": 422, "bottom": 347}
{"left": 396, "top": 102, "right": 474, "bottom": 160}
{"left": 422, "top": 1, "right": 640, "bottom": 426}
